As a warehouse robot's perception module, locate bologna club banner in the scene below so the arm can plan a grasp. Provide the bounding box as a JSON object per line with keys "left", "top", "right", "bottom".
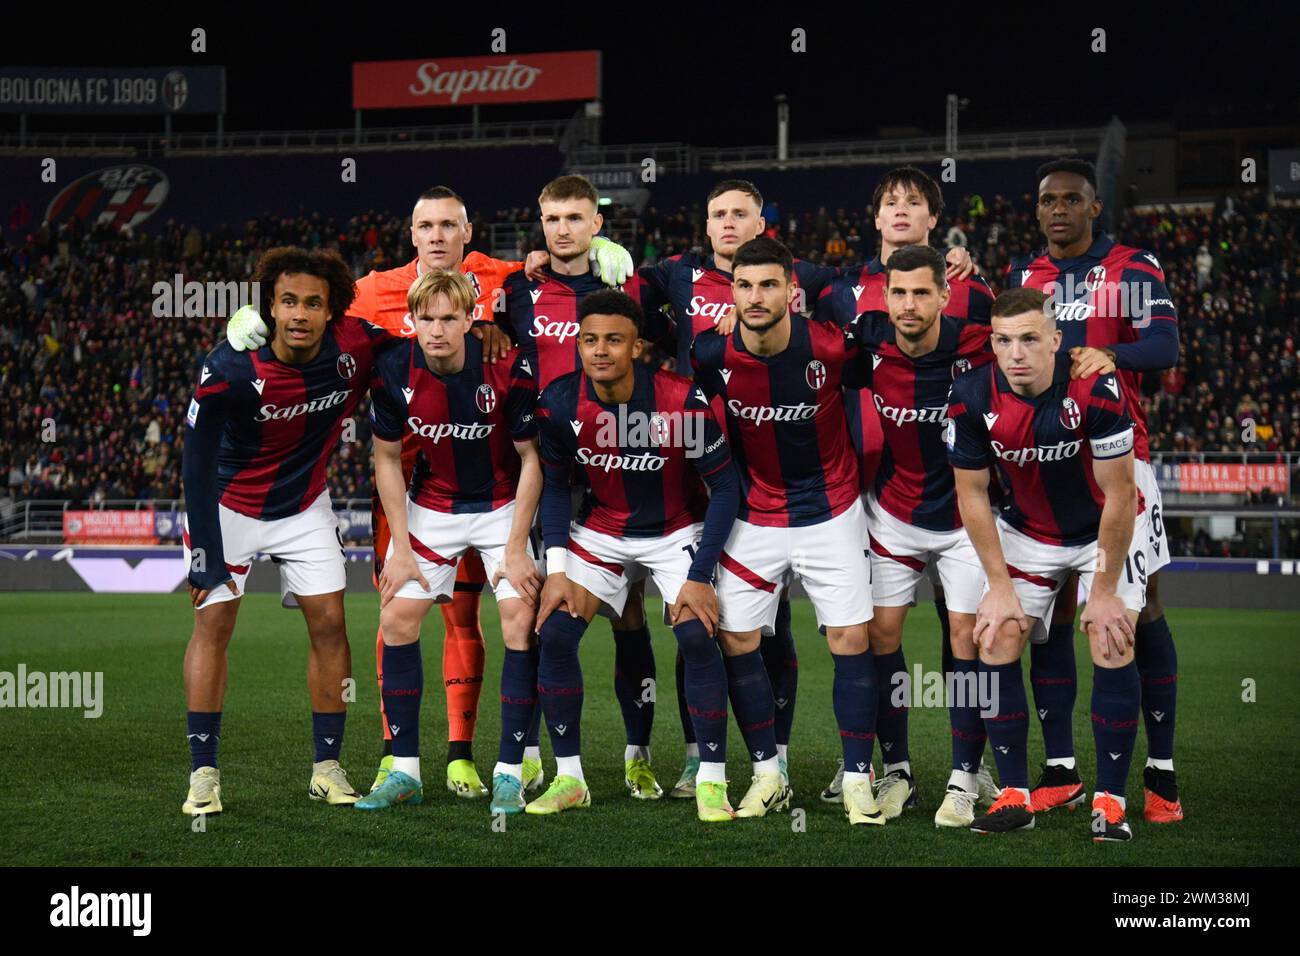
{"left": 1156, "top": 462, "right": 1291, "bottom": 495}
{"left": 63, "top": 510, "right": 158, "bottom": 545}
{"left": 352, "top": 51, "right": 600, "bottom": 109}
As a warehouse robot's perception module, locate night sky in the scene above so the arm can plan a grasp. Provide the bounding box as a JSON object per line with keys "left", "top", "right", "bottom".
{"left": 4, "top": 4, "right": 1297, "bottom": 143}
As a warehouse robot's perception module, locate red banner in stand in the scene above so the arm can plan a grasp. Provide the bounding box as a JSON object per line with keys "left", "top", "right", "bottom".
{"left": 353, "top": 51, "right": 601, "bottom": 110}
{"left": 63, "top": 510, "right": 158, "bottom": 544}
{"left": 1175, "top": 463, "right": 1290, "bottom": 494}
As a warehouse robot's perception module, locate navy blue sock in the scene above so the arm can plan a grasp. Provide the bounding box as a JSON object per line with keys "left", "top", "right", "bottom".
{"left": 1092, "top": 662, "right": 1141, "bottom": 797}
{"left": 948, "top": 657, "right": 987, "bottom": 774}
{"left": 1135, "top": 616, "right": 1178, "bottom": 761}
{"left": 612, "top": 624, "right": 655, "bottom": 748}
{"left": 187, "top": 711, "right": 222, "bottom": 771}
{"left": 312, "top": 711, "right": 346, "bottom": 764}
{"left": 832, "top": 650, "right": 877, "bottom": 773}
{"left": 674, "top": 619, "right": 727, "bottom": 761}
{"left": 499, "top": 648, "right": 538, "bottom": 766}
{"left": 724, "top": 649, "right": 777, "bottom": 763}
{"left": 760, "top": 600, "right": 798, "bottom": 746}
{"left": 538, "top": 613, "right": 588, "bottom": 759}
{"left": 1030, "top": 622, "right": 1077, "bottom": 760}
{"left": 874, "top": 648, "right": 908, "bottom": 767}
{"left": 980, "top": 659, "right": 1030, "bottom": 789}
{"left": 525, "top": 645, "right": 542, "bottom": 748}
{"left": 381, "top": 642, "right": 422, "bottom": 759}
{"left": 935, "top": 593, "right": 954, "bottom": 676}
{"left": 675, "top": 650, "right": 696, "bottom": 744}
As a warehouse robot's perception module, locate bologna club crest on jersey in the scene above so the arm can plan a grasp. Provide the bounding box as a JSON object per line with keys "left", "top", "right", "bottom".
{"left": 650, "top": 413, "right": 670, "bottom": 446}
{"left": 476, "top": 384, "right": 497, "bottom": 414}
{"left": 1059, "top": 396, "right": 1082, "bottom": 430}
{"left": 805, "top": 360, "right": 827, "bottom": 390}
{"left": 336, "top": 353, "right": 356, "bottom": 380}
{"left": 1084, "top": 265, "right": 1106, "bottom": 292}
{"left": 951, "top": 358, "right": 973, "bottom": 380}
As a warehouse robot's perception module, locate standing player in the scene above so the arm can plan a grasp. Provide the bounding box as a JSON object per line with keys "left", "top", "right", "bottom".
{"left": 638, "top": 179, "right": 841, "bottom": 798}
{"left": 947, "top": 287, "right": 1145, "bottom": 841}
{"left": 527, "top": 290, "right": 741, "bottom": 823}
{"left": 355, "top": 270, "right": 545, "bottom": 814}
{"left": 692, "top": 237, "right": 881, "bottom": 826}
{"left": 498, "top": 175, "right": 668, "bottom": 798}
{"left": 814, "top": 165, "right": 994, "bottom": 805}
{"left": 843, "top": 244, "right": 996, "bottom": 826}
{"left": 181, "top": 247, "right": 389, "bottom": 814}
{"left": 1005, "top": 160, "right": 1182, "bottom": 822}
{"left": 225, "top": 185, "right": 632, "bottom": 799}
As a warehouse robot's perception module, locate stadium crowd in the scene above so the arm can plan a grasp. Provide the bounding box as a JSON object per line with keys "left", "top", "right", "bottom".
{"left": 1, "top": 187, "right": 1296, "bottom": 527}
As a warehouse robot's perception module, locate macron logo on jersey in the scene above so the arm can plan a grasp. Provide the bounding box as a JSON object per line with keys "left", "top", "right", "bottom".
{"left": 252, "top": 378, "right": 266, "bottom": 395}
{"left": 871, "top": 353, "right": 884, "bottom": 370}
{"left": 200, "top": 366, "right": 212, "bottom": 384}
{"left": 852, "top": 284, "right": 865, "bottom": 301}
{"left": 983, "top": 412, "right": 999, "bottom": 430}
{"left": 1102, "top": 376, "right": 1120, "bottom": 400}
{"left": 402, "top": 387, "right": 415, "bottom": 404}
{"left": 1021, "top": 269, "right": 1031, "bottom": 285}
{"left": 719, "top": 368, "right": 732, "bottom": 385}
{"left": 569, "top": 419, "right": 582, "bottom": 436}
{"left": 519, "top": 358, "right": 533, "bottom": 377}
{"left": 529, "top": 288, "right": 542, "bottom": 304}
{"left": 691, "top": 268, "right": 705, "bottom": 283}
{"left": 407, "top": 417, "right": 493, "bottom": 443}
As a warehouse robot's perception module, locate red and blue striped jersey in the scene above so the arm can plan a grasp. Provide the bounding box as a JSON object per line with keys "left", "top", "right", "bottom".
{"left": 640, "top": 252, "right": 838, "bottom": 371}
{"left": 181, "top": 315, "right": 389, "bottom": 587}
{"left": 851, "top": 312, "right": 992, "bottom": 531}
{"left": 947, "top": 365, "right": 1136, "bottom": 547}
{"left": 369, "top": 336, "right": 537, "bottom": 514}
{"left": 537, "top": 363, "right": 732, "bottom": 539}
{"left": 1005, "top": 233, "right": 1178, "bottom": 462}
{"left": 499, "top": 266, "right": 655, "bottom": 390}
{"left": 814, "top": 254, "right": 993, "bottom": 327}
{"left": 692, "top": 314, "right": 862, "bottom": 528}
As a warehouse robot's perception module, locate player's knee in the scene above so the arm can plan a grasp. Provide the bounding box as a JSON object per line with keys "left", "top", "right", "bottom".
{"left": 981, "top": 621, "right": 1026, "bottom": 664}
{"left": 948, "top": 614, "right": 977, "bottom": 659}
{"left": 673, "top": 618, "right": 714, "bottom": 664}
{"left": 826, "top": 624, "right": 868, "bottom": 656}
{"left": 497, "top": 600, "right": 535, "bottom": 652}
{"left": 719, "top": 629, "right": 761, "bottom": 656}
{"left": 867, "top": 618, "right": 903, "bottom": 654}
{"left": 539, "top": 612, "right": 585, "bottom": 660}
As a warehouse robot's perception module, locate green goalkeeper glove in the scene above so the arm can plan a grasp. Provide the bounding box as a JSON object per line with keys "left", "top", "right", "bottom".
{"left": 588, "top": 235, "right": 634, "bottom": 286}
{"left": 226, "top": 304, "right": 268, "bottom": 351}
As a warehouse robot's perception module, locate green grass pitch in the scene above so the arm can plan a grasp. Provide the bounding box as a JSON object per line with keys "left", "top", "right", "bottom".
{"left": 1, "top": 593, "right": 1296, "bottom": 866}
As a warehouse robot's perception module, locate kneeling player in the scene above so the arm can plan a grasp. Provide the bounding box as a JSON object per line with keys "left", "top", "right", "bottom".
{"left": 355, "top": 270, "right": 545, "bottom": 813}
{"left": 529, "top": 290, "right": 742, "bottom": 823}
{"left": 181, "top": 247, "right": 390, "bottom": 813}
{"left": 947, "top": 288, "right": 1144, "bottom": 841}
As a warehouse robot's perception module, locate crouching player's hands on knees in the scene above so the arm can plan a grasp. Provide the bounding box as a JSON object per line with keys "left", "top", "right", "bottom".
{"left": 494, "top": 547, "right": 543, "bottom": 607}
{"left": 379, "top": 549, "right": 428, "bottom": 607}
{"left": 671, "top": 579, "right": 720, "bottom": 636}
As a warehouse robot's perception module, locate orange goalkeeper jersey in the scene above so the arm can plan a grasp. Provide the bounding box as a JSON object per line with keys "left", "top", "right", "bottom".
{"left": 352, "top": 252, "right": 522, "bottom": 562}
{"left": 351, "top": 251, "right": 521, "bottom": 337}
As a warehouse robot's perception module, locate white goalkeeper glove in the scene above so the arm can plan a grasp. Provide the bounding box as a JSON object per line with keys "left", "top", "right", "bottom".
{"left": 226, "top": 304, "right": 268, "bottom": 351}
{"left": 588, "top": 235, "right": 634, "bottom": 287}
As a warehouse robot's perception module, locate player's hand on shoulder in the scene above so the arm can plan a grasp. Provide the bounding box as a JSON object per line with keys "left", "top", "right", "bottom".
{"left": 589, "top": 236, "right": 633, "bottom": 286}
{"left": 471, "top": 322, "right": 512, "bottom": 362}
{"left": 378, "top": 549, "right": 428, "bottom": 607}
{"left": 1069, "top": 346, "right": 1115, "bottom": 379}
{"left": 671, "top": 579, "right": 720, "bottom": 636}
{"left": 524, "top": 250, "right": 549, "bottom": 281}
{"left": 945, "top": 246, "right": 978, "bottom": 281}
{"left": 226, "top": 305, "right": 268, "bottom": 352}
